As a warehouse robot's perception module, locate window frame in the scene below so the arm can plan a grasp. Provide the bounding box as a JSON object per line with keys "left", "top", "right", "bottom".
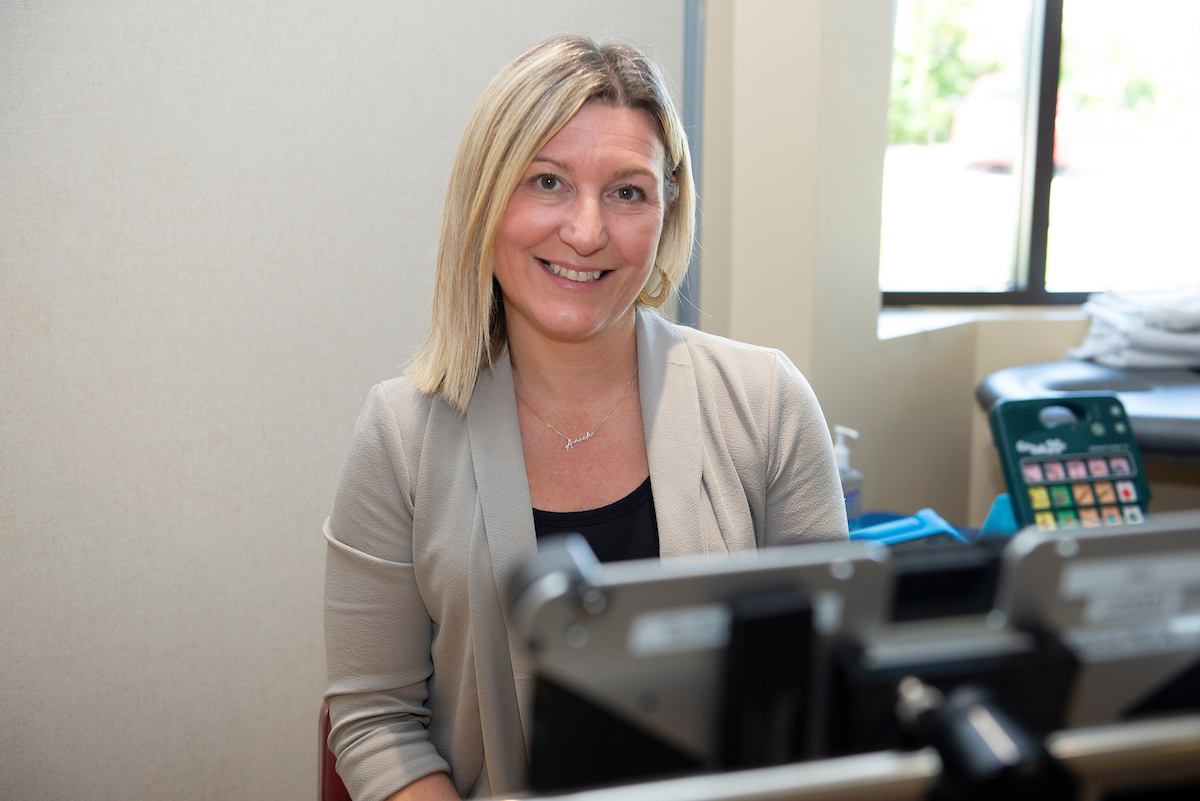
{"left": 881, "top": 0, "right": 1090, "bottom": 307}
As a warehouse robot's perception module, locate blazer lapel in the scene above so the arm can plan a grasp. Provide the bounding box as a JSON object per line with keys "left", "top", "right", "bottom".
{"left": 466, "top": 352, "right": 537, "bottom": 595}
{"left": 466, "top": 354, "right": 538, "bottom": 756}
{"left": 637, "top": 311, "right": 706, "bottom": 557}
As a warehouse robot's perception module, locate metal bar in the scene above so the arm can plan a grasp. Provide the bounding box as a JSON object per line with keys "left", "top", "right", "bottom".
{"left": 677, "top": 0, "right": 705, "bottom": 328}
{"left": 515, "top": 749, "right": 941, "bottom": 801}
{"left": 1013, "top": 0, "right": 1048, "bottom": 292}
{"left": 512, "top": 715, "right": 1200, "bottom": 801}
{"left": 882, "top": 290, "right": 1088, "bottom": 307}
{"left": 1048, "top": 713, "right": 1200, "bottom": 788}
{"left": 1022, "top": 0, "right": 1063, "bottom": 297}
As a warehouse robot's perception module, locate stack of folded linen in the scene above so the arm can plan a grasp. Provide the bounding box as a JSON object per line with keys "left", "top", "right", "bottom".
{"left": 1067, "top": 286, "right": 1200, "bottom": 369}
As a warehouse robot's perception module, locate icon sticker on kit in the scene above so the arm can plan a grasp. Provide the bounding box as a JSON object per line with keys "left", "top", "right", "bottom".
{"left": 1071, "top": 483, "right": 1096, "bottom": 506}
{"left": 1094, "top": 481, "right": 1117, "bottom": 504}
{"left": 1110, "top": 456, "right": 1132, "bottom": 475}
{"left": 1078, "top": 508, "right": 1101, "bottom": 527}
{"left": 1066, "top": 460, "right": 1088, "bottom": 479}
{"left": 1087, "top": 458, "right": 1110, "bottom": 477}
{"left": 1035, "top": 511, "right": 1057, "bottom": 531}
{"left": 1044, "top": 461, "right": 1067, "bottom": 481}
{"left": 1122, "top": 505, "right": 1145, "bottom": 524}
{"left": 1022, "top": 462, "right": 1045, "bottom": 483}
{"left": 1050, "top": 485, "right": 1073, "bottom": 508}
{"left": 1116, "top": 480, "right": 1138, "bottom": 503}
{"left": 1101, "top": 505, "right": 1122, "bottom": 525}
{"left": 1029, "top": 486, "right": 1051, "bottom": 510}
{"left": 1056, "top": 510, "right": 1080, "bottom": 528}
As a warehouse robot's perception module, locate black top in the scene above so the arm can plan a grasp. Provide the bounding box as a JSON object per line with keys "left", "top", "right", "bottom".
{"left": 533, "top": 477, "right": 659, "bottom": 563}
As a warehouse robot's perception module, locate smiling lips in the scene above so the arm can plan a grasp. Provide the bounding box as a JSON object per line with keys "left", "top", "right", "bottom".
{"left": 540, "top": 258, "right": 604, "bottom": 284}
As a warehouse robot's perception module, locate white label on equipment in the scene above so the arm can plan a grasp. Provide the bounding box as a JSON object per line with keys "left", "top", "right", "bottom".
{"left": 1066, "top": 617, "right": 1200, "bottom": 661}
{"left": 1085, "top": 590, "right": 1183, "bottom": 622}
{"left": 627, "top": 603, "right": 731, "bottom": 657}
{"left": 1061, "top": 552, "right": 1200, "bottom": 623}
{"left": 1060, "top": 552, "right": 1200, "bottom": 598}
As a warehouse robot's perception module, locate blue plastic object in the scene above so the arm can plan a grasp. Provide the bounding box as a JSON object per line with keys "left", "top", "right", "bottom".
{"left": 977, "top": 493, "right": 1019, "bottom": 539}
{"left": 849, "top": 508, "right": 971, "bottom": 546}
{"left": 857, "top": 511, "right": 906, "bottom": 529}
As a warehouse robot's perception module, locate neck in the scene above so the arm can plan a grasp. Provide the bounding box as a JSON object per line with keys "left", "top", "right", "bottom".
{"left": 507, "top": 312, "right": 640, "bottom": 406}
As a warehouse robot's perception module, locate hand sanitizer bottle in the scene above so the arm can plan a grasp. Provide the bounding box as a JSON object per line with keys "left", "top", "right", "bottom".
{"left": 834, "top": 425, "right": 864, "bottom": 530}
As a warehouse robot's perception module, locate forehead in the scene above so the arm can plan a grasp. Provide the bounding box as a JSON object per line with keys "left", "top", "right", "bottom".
{"left": 533, "top": 103, "right": 665, "bottom": 174}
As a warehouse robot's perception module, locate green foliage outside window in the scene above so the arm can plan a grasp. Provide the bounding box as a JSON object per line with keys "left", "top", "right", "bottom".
{"left": 889, "top": 0, "right": 1003, "bottom": 145}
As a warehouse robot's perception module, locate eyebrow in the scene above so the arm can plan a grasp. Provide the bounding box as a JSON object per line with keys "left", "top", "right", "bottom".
{"left": 529, "top": 156, "right": 660, "bottom": 184}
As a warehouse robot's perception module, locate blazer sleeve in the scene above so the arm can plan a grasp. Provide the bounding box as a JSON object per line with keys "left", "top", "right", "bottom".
{"left": 323, "top": 384, "right": 451, "bottom": 801}
{"left": 763, "top": 351, "right": 850, "bottom": 545}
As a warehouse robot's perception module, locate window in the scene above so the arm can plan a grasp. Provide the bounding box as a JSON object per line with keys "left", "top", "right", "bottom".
{"left": 880, "top": 0, "right": 1200, "bottom": 305}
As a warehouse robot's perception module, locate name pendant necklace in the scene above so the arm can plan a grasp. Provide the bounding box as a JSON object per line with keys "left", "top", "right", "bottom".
{"left": 516, "top": 368, "right": 638, "bottom": 450}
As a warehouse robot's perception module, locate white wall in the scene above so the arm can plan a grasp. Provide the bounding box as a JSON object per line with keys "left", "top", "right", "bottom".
{"left": 0, "top": 3, "right": 682, "bottom": 799}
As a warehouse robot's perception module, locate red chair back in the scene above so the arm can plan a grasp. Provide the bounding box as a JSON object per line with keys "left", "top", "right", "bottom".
{"left": 320, "top": 704, "right": 353, "bottom": 801}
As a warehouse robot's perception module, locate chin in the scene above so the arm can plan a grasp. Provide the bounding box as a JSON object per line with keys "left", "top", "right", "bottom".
{"left": 540, "top": 309, "right": 633, "bottom": 341}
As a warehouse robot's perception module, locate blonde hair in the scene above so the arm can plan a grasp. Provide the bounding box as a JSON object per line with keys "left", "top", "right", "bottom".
{"left": 409, "top": 34, "right": 696, "bottom": 413}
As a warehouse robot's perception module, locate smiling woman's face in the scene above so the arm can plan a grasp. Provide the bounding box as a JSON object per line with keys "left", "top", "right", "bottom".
{"left": 492, "top": 102, "right": 667, "bottom": 349}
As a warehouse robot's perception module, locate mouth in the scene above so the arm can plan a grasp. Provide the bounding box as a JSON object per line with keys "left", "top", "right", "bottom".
{"left": 539, "top": 259, "right": 604, "bottom": 284}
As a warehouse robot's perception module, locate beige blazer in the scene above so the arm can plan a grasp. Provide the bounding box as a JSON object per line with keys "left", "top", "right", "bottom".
{"left": 323, "top": 311, "right": 849, "bottom": 801}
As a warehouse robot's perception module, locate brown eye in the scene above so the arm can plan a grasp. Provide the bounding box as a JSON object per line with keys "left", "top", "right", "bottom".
{"left": 538, "top": 175, "right": 558, "bottom": 190}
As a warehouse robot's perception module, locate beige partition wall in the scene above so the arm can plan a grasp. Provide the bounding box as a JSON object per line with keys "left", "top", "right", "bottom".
{"left": 0, "top": 3, "right": 682, "bottom": 799}
{"left": 698, "top": 0, "right": 976, "bottom": 517}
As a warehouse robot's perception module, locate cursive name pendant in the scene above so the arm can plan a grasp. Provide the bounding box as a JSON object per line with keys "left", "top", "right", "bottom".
{"left": 517, "top": 368, "right": 638, "bottom": 451}
{"left": 564, "top": 431, "right": 593, "bottom": 450}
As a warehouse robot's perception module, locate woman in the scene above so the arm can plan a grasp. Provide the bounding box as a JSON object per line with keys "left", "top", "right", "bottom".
{"left": 324, "top": 35, "right": 848, "bottom": 801}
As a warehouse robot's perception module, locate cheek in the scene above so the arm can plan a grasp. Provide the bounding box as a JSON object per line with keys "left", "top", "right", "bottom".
{"left": 494, "top": 195, "right": 537, "bottom": 251}
{"left": 495, "top": 206, "right": 528, "bottom": 258}
{"left": 496, "top": 194, "right": 550, "bottom": 250}
{"left": 620, "top": 214, "right": 666, "bottom": 264}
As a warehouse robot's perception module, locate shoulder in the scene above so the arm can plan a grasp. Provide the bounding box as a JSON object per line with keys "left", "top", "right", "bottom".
{"left": 347, "top": 375, "right": 464, "bottom": 475}
{"left": 639, "top": 308, "right": 786, "bottom": 374}
{"left": 675, "top": 324, "right": 788, "bottom": 372}
{"left": 660, "top": 319, "right": 828, "bottom": 452}
{"left": 650, "top": 316, "right": 811, "bottom": 403}
{"left": 374, "top": 374, "right": 439, "bottom": 428}
{"left": 351, "top": 375, "right": 438, "bottom": 441}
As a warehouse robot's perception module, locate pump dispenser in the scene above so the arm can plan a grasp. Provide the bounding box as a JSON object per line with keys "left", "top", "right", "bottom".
{"left": 833, "top": 425, "right": 864, "bottom": 529}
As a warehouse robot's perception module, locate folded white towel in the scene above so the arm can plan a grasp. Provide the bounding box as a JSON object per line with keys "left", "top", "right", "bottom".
{"left": 1084, "top": 287, "right": 1200, "bottom": 333}
{"left": 1067, "top": 286, "right": 1200, "bottom": 369}
{"left": 1086, "top": 347, "right": 1200, "bottom": 370}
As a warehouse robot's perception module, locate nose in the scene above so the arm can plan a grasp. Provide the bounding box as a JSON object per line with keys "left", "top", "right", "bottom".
{"left": 560, "top": 195, "right": 608, "bottom": 256}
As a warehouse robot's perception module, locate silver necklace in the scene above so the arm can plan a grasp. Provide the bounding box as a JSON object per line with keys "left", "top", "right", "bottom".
{"left": 516, "top": 368, "right": 639, "bottom": 450}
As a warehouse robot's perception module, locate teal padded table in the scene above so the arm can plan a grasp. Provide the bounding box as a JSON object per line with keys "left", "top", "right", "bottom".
{"left": 976, "top": 360, "right": 1200, "bottom": 463}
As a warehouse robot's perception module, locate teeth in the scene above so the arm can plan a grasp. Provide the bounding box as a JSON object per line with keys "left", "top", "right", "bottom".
{"left": 542, "top": 260, "right": 602, "bottom": 283}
